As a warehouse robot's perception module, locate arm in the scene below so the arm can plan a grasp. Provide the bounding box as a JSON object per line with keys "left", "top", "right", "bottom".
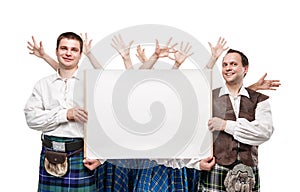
{"left": 139, "top": 37, "right": 177, "bottom": 69}
{"left": 208, "top": 99, "right": 274, "bottom": 146}
{"left": 80, "top": 33, "right": 103, "bottom": 69}
{"left": 24, "top": 80, "right": 88, "bottom": 132}
{"left": 247, "top": 73, "right": 281, "bottom": 91}
{"left": 24, "top": 82, "right": 68, "bottom": 131}
{"left": 205, "top": 37, "right": 229, "bottom": 69}
{"left": 172, "top": 41, "right": 194, "bottom": 69}
{"left": 27, "top": 36, "right": 59, "bottom": 71}
{"left": 28, "top": 34, "right": 103, "bottom": 70}
{"left": 111, "top": 34, "right": 134, "bottom": 69}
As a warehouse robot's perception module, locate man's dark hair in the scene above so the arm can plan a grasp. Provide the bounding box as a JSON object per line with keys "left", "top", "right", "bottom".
{"left": 226, "top": 48, "right": 249, "bottom": 67}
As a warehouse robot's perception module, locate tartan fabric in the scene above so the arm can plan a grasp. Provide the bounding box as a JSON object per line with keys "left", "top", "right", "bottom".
{"left": 199, "top": 164, "right": 260, "bottom": 192}
{"left": 38, "top": 136, "right": 97, "bottom": 192}
{"left": 187, "top": 168, "right": 200, "bottom": 192}
{"left": 97, "top": 160, "right": 134, "bottom": 192}
{"left": 132, "top": 159, "right": 190, "bottom": 192}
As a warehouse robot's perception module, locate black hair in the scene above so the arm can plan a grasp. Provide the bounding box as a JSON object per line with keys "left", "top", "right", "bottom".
{"left": 226, "top": 48, "right": 249, "bottom": 67}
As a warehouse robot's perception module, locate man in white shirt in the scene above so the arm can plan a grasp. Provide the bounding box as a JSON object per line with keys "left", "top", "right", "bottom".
{"left": 199, "top": 49, "right": 274, "bottom": 192}
{"left": 24, "top": 32, "right": 100, "bottom": 191}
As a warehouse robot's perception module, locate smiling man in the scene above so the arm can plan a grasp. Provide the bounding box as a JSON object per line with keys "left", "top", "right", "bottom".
{"left": 199, "top": 49, "right": 274, "bottom": 192}
{"left": 24, "top": 32, "right": 100, "bottom": 191}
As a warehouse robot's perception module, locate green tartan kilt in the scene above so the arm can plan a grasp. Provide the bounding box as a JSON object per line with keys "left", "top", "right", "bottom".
{"left": 199, "top": 163, "right": 260, "bottom": 192}
{"left": 38, "top": 140, "right": 98, "bottom": 192}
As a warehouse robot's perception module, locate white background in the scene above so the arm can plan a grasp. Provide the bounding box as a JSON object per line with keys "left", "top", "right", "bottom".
{"left": 1, "top": 0, "right": 297, "bottom": 191}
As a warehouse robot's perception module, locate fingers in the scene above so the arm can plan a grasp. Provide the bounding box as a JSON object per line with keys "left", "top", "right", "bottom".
{"left": 166, "top": 37, "right": 173, "bottom": 46}
{"left": 83, "top": 159, "right": 101, "bottom": 170}
{"left": 269, "top": 80, "right": 281, "bottom": 90}
{"left": 68, "top": 107, "right": 88, "bottom": 123}
{"left": 32, "top": 36, "right": 37, "bottom": 45}
{"left": 129, "top": 40, "right": 134, "bottom": 47}
{"left": 209, "top": 156, "right": 216, "bottom": 166}
{"left": 260, "top": 73, "right": 268, "bottom": 80}
{"left": 208, "top": 41, "right": 213, "bottom": 49}
{"left": 208, "top": 119, "right": 213, "bottom": 131}
{"left": 74, "top": 108, "right": 88, "bottom": 122}
{"left": 200, "top": 156, "right": 216, "bottom": 170}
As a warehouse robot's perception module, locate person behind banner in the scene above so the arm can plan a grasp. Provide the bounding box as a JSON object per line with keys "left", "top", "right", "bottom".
{"left": 199, "top": 48, "right": 274, "bottom": 192}
{"left": 24, "top": 32, "right": 101, "bottom": 191}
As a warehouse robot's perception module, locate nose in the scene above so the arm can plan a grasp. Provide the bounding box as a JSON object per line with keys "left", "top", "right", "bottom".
{"left": 225, "top": 65, "right": 232, "bottom": 71}
{"left": 66, "top": 49, "right": 72, "bottom": 56}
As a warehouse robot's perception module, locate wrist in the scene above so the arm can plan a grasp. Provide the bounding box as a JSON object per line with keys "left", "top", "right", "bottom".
{"left": 151, "top": 52, "right": 159, "bottom": 59}
{"left": 66, "top": 109, "right": 73, "bottom": 121}
{"left": 173, "top": 61, "right": 181, "bottom": 69}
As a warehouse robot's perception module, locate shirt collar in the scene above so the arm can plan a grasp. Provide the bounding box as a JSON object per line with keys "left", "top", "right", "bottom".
{"left": 219, "top": 85, "right": 250, "bottom": 98}
{"left": 51, "top": 68, "right": 80, "bottom": 82}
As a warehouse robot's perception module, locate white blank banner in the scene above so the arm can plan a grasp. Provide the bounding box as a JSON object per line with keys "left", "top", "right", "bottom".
{"left": 84, "top": 69, "right": 212, "bottom": 159}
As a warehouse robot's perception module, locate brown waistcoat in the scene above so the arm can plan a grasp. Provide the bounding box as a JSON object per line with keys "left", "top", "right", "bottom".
{"left": 212, "top": 87, "right": 269, "bottom": 167}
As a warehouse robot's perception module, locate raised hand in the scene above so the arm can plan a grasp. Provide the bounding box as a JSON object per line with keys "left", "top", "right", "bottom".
{"left": 111, "top": 34, "right": 134, "bottom": 69}
{"left": 209, "top": 37, "right": 228, "bottom": 60}
{"left": 111, "top": 34, "right": 134, "bottom": 59}
{"left": 80, "top": 32, "right": 93, "bottom": 55}
{"left": 154, "top": 37, "right": 177, "bottom": 59}
{"left": 248, "top": 73, "right": 281, "bottom": 91}
{"left": 139, "top": 37, "right": 177, "bottom": 69}
{"left": 80, "top": 33, "right": 103, "bottom": 69}
{"left": 27, "top": 36, "right": 59, "bottom": 70}
{"left": 136, "top": 45, "right": 148, "bottom": 63}
{"left": 27, "top": 36, "right": 46, "bottom": 58}
{"left": 172, "top": 41, "right": 194, "bottom": 69}
{"left": 206, "top": 37, "right": 229, "bottom": 69}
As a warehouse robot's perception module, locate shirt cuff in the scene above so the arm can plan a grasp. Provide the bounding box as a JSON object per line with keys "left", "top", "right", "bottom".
{"left": 224, "top": 120, "right": 236, "bottom": 135}
{"left": 57, "top": 109, "right": 68, "bottom": 124}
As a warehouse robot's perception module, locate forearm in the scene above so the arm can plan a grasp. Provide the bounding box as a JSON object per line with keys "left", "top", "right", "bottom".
{"left": 86, "top": 52, "right": 103, "bottom": 69}
{"left": 224, "top": 100, "right": 274, "bottom": 145}
{"left": 247, "top": 83, "right": 258, "bottom": 91}
{"left": 42, "top": 54, "right": 59, "bottom": 71}
{"left": 24, "top": 107, "right": 68, "bottom": 132}
{"left": 139, "top": 53, "right": 159, "bottom": 69}
{"left": 172, "top": 61, "right": 181, "bottom": 69}
{"left": 205, "top": 56, "right": 218, "bottom": 69}
{"left": 122, "top": 56, "right": 133, "bottom": 69}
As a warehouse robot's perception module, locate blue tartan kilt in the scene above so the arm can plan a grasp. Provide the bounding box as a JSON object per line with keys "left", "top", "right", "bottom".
{"left": 199, "top": 163, "right": 260, "bottom": 192}
{"left": 131, "top": 159, "right": 192, "bottom": 192}
{"left": 186, "top": 168, "right": 200, "bottom": 192}
{"left": 38, "top": 137, "right": 98, "bottom": 192}
{"left": 97, "top": 159, "right": 135, "bottom": 192}
{"left": 96, "top": 159, "right": 200, "bottom": 191}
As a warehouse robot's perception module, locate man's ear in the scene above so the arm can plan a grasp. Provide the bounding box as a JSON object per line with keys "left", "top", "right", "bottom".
{"left": 243, "top": 66, "right": 249, "bottom": 76}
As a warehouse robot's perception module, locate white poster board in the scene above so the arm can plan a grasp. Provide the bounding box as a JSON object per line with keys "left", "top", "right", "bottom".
{"left": 84, "top": 69, "right": 212, "bottom": 159}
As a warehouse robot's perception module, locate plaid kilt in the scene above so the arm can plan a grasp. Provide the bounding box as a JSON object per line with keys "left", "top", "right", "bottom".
{"left": 132, "top": 159, "right": 190, "bottom": 192}
{"left": 97, "top": 159, "right": 135, "bottom": 192}
{"left": 187, "top": 168, "right": 200, "bottom": 192}
{"left": 38, "top": 137, "right": 97, "bottom": 192}
{"left": 199, "top": 164, "right": 260, "bottom": 192}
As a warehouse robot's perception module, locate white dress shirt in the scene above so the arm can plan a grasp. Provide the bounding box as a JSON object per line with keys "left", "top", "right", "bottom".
{"left": 24, "top": 70, "right": 85, "bottom": 138}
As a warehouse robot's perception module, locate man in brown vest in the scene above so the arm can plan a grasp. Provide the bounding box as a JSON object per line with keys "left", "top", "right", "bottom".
{"left": 199, "top": 49, "right": 274, "bottom": 192}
